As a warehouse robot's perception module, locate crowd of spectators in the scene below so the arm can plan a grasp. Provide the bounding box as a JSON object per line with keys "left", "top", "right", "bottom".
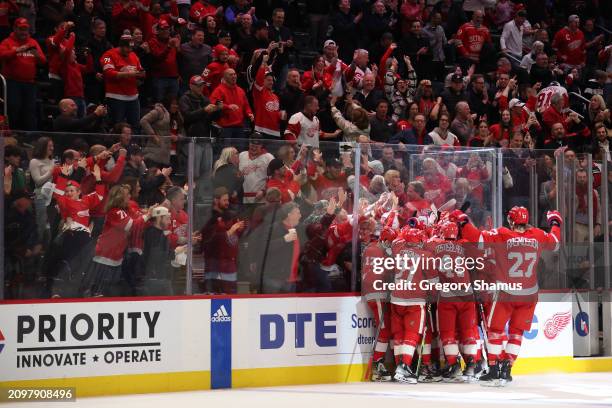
{"left": 2, "top": 0, "right": 612, "bottom": 298}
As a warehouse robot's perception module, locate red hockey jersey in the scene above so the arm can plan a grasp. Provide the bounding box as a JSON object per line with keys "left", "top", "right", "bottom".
{"left": 552, "top": 27, "right": 585, "bottom": 66}
{"left": 252, "top": 65, "right": 281, "bottom": 136}
{"left": 94, "top": 207, "right": 145, "bottom": 266}
{"left": 101, "top": 47, "right": 143, "bottom": 100}
{"left": 390, "top": 242, "right": 438, "bottom": 306}
{"left": 361, "top": 242, "right": 392, "bottom": 302}
{"left": 456, "top": 23, "right": 491, "bottom": 61}
{"left": 461, "top": 223, "right": 560, "bottom": 297}
{"left": 55, "top": 183, "right": 105, "bottom": 232}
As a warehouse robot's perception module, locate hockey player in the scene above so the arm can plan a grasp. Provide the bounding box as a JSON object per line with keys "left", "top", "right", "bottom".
{"left": 431, "top": 221, "right": 479, "bottom": 382}
{"left": 454, "top": 206, "right": 562, "bottom": 386}
{"left": 390, "top": 227, "right": 438, "bottom": 384}
{"left": 361, "top": 224, "right": 396, "bottom": 382}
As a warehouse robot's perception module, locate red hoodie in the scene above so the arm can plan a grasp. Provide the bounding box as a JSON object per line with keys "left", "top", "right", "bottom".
{"left": 0, "top": 33, "right": 46, "bottom": 82}
{"left": 61, "top": 35, "right": 93, "bottom": 98}
{"left": 210, "top": 82, "right": 253, "bottom": 128}
{"left": 46, "top": 26, "right": 72, "bottom": 79}
{"left": 148, "top": 35, "right": 179, "bottom": 78}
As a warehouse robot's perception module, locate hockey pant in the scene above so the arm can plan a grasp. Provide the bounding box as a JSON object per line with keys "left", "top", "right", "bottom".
{"left": 437, "top": 300, "right": 479, "bottom": 365}
{"left": 485, "top": 299, "right": 536, "bottom": 365}
{"left": 367, "top": 299, "right": 391, "bottom": 361}
{"left": 391, "top": 304, "right": 426, "bottom": 366}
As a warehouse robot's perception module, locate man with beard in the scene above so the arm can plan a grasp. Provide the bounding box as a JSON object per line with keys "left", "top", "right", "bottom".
{"left": 201, "top": 187, "right": 245, "bottom": 294}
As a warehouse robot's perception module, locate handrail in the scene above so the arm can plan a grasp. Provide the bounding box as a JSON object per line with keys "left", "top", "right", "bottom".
{"left": 596, "top": 25, "right": 612, "bottom": 35}
{"left": 0, "top": 73, "right": 7, "bottom": 122}
{"left": 570, "top": 91, "right": 591, "bottom": 104}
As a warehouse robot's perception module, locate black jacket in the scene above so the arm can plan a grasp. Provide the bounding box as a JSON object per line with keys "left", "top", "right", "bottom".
{"left": 179, "top": 90, "right": 218, "bottom": 137}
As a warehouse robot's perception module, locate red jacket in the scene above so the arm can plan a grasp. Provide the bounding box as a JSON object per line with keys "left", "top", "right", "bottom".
{"left": 456, "top": 22, "right": 491, "bottom": 61}
{"left": 101, "top": 47, "right": 143, "bottom": 100}
{"left": 266, "top": 176, "right": 300, "bottom": 203}
{"left": 0, "top": 33, "right": 46, "bottom": 83}
{"left": 210, "top": 82, "right": 253, "bottom": 128}
{"left": 148, "top": 35, "right": 179, "bottom": 78}
{"left": 552, "top": 27, "right": 585, "bottom": 66}
{"left": 252, "top": 65, "right": 281, "bottom": 136}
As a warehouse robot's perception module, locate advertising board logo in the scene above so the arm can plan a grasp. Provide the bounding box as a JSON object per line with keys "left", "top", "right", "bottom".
{"left": 0, "top": 328, "right": 5, "bottom": 354}
{"left": 575, "top": 312, "right": 589, "bottom": 337}
{"left": 211, "top": 305, "right": 231, "bottom": 323}
{"left": 543, "top": 311, "right": 571, "bottom": 340}
{"left": 523, "top": 314, "right": 538, "bottom": 340}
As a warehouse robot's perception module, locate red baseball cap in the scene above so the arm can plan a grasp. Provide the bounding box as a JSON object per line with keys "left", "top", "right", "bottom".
{"left": 213, "top": 44, "right": 229, "bottom": 57}
{"left": 190, "top": 75, "right": 205, "bottom": 86}
{"left": 14, "top": 18, "right": 30, "bottom": 29}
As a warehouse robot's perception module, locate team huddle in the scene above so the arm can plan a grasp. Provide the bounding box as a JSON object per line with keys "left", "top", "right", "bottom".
{"left": 362, "top": 204, "right": 562, "bottom": 386}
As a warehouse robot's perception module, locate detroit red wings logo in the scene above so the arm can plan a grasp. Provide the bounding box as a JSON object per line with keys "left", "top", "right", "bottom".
{"left": 543, "top": 311, "right": 572, "bottom": 339}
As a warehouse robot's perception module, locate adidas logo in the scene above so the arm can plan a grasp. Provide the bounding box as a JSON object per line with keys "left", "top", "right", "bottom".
{"left": 211, "top": 305, "right": 231, "bottom": 323}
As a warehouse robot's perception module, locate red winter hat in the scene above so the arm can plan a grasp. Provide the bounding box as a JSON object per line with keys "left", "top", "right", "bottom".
{"left": 66, "top": 180, "right": 81, "bottom": 190}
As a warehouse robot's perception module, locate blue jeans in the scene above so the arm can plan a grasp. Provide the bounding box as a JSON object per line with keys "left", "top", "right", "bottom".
{"left": 7, "top": 80, "right": 37, "bottom": 130}
{"left": 152, "top": 77, "right": 179, "bottom": 102}
{"left": 106, "top": 97, "right": 141, "bottom": 131}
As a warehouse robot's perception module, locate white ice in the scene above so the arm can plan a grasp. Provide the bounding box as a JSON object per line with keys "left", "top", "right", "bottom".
{"left": 7, "top": 372, "right": 612, "bottom": 408}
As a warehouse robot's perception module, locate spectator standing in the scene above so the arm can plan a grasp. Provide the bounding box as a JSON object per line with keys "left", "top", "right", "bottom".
{"left": 179, "top": 74, "right": 220, "bottom": 137}
{"left": 552, "top": 15, "right": 586, "bottom": 70}
{"left": 148, "top": 20, "right": 181, "bottom": 101}
{"left": 455, "top": 10, "right": 491, "bottom": 66}
{"left": 140, "top": 97, "right": 175, "bottom": 168}
{"left": 257, "top": 201, "right": 302, "bottom": 293}
{"left": 209, "top": 68, "right": 254, "bottom": 139}
{"left": 0, "top": 18, "right": 46, "bottom": 130}
{"left": 330, "top": 0, "right": 361, "bottom": 63}
{"left": 101, "top": 34, "right": 145, "bottom": 130}
{"left": 142, "top": 206, "right": 176, "bottom": 295}
{"left": 279, "top": 68, "right": 304, "bottom": 118}
{"left": 201, "top": 187, "right": 245, "bottom": 294}
{"left": 252, "top": 54, "right": 284, "bottom": 139}
{"left": 179, "top": 29, "right": 212, "bottom": 92}
{"left": 85, "top": 19, "right": 112, "bottom": 104}
{"left": 306, "top": 0, "right": 330, "bottom": 50}
{"left": 239, "top": 137, "right": 274, "bottom": 203}
{"left": 500, "top": 10, "right": 528, "bottom": 62}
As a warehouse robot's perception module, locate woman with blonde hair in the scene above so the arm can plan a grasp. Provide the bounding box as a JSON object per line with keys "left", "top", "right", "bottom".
{"left": 213, "top": 146, "right": 242, "bottom": 202}
{"left": 588, "top": 94, "right": 611, "bottom": 127}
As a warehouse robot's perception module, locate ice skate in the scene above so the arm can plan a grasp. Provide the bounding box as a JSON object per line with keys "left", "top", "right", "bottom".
{"left": 394, "top": 363, "right": 417, "bottom": 384}
{"left": 371, "top": 359, "right": 392, "bottom": 382}
{"left": 442, "top": 362, "right": 464, "bottom": 383}
{"left": 479, "top": 361, "right": 505, "bottom": 387}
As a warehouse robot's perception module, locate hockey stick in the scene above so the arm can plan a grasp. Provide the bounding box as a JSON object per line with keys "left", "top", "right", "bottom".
{"left": 364, "top": 300, "right": 387, "bottom": 381}
{"left": 573, "top": 290, "right": 590, "bottom": 334}
{"left": 459, "top": 201, "right": 490, "bottom": 367}
{"left": 415, "top": 309, "right": 428, "bottom": 382}
{"left": 429, "top": 198, "right": 458, "bottom": 226}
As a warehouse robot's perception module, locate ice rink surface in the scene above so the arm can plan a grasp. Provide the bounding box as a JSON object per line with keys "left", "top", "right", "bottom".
{"left": 7, "top": 373, "right": 612, "bottom": 408}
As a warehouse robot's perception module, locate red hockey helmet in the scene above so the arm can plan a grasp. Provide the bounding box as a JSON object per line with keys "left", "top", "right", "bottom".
{"left": 379, "top": 226, "right": 398, "bottom": 243}
{"left": 438, "top": 221, "right": 459, "bottom": 240}
{"left": 508, "top": 206, "right": 529, "bottom": 225}
{"left": 399, "top": 227, "right": 425, "bottom": 244}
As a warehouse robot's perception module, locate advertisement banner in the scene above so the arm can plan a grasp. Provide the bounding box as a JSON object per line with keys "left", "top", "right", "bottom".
{"left": 0, "top": 299, "right": 211, "bottom": 382}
